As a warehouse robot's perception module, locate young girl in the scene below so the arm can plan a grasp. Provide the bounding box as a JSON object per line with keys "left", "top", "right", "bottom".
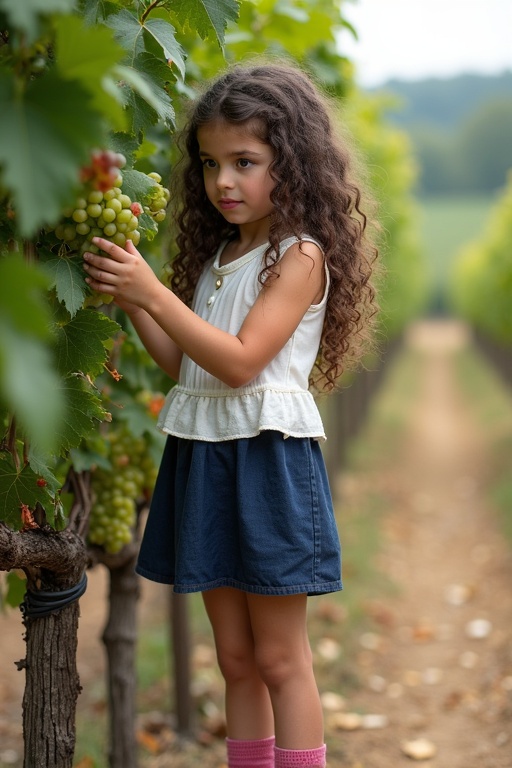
{"left": 83, "top": 62, "right": 377, "bottom": 768}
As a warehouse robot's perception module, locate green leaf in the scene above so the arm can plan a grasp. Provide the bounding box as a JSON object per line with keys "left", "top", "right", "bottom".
{"left": 5, "top": 571, "right": 27, "bottom": 609}
{"left": 0, "top": 255, "right": 51, "bottom": 338}
{"left": 105, "top": 9, "right": 185, "bottom": 76}
{"left": 0, "top": 0, "right": 75, "bottom": 43}
{"left": 121, "top": 168, "right": 159, "bottom": 204}
{"left": 54, "top": 308, "right": 120, "bottom": 377}
{"left": 110, "top": 132, "right": 139, "bottom": 166}
{"left": 135, "top": 49, "right": 177, "bottom": 88}
{"left": 56, "top": 13, "right": 124, "bottom": 81}
{"left": 143, "top": 19, "right": 186, "bottom": 77}
{"left": 44, "top": 255, "right": 88, "bottom": 317}
{"left": 0, "top": 71, "right": 105, "bottom": 237}
{"left": 115, "top": 64, "right": 175, "bottom": 128}
{"left": 115, "top": 400, "right": 158, "bottom": 437}
{"left": 0, "top": 453, "right": 53, "bottom": 529}
{"left": 137, "top": 211, "right": 158, "bottom": 240}
{"left": 172, "top": 0, "right": 239, "bottom": 45}
{"left": 105, "top": 9, "right": 146, "bottom": 58}
{"left": 69, "top": 446, "right": 111, "bottom": 472}
{"left": 0, "top": 323, "right": 64, "bottom": 455}
{"left": 125, "top": 91, "right": 160, "bottom": 135}
{"left": 54, "top": 14, "right": 127, "bottom": 130}
{"left": 27, "top": 447, "right": 62, "bottom": 493}
{"left": 55, "top": 375, "right": 109, "bottom": 451}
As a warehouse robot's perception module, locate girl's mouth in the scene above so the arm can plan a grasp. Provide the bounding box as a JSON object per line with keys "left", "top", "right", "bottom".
{"left": 219, "top": 199, "right": 241, "bottom": 210}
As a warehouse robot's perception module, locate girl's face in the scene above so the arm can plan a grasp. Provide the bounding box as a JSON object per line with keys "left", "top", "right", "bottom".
{"left": 197, "top": 120, "right": 275, "bottom": 237}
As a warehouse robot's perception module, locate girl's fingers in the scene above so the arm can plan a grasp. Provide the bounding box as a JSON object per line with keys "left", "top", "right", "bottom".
{"left": 92, "top": 236, "right": 141, "bottom": 262}
{"left": 91, "top": 236, "right": 128, "bottom": 261}
{"left": 83, "top": 253, "right": 118, "bottom": 282}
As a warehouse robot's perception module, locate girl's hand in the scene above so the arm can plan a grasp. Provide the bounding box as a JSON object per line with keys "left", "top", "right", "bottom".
{"left": 82, "top": 237, "right": 162, "bottom": 312}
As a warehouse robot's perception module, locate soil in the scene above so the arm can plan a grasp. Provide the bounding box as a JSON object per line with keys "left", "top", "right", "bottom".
{"left": 0, "top": 319, "right": 511, "bottom": 768}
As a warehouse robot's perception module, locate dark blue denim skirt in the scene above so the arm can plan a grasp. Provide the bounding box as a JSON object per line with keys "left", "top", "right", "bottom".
{"left": 136, "top": 431, "right": 342, "bottom": 596}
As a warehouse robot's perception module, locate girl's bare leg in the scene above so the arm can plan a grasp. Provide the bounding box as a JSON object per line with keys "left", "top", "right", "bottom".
{"left": 202, "top": 588, "right": 274, "bottom": 739}
{"left": 246, "top": 592, "right": 323, "bottom": 749}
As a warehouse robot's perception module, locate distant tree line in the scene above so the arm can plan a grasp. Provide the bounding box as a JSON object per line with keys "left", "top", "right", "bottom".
{"left": 375, "top": 72, "right": 512, "bottom": 196}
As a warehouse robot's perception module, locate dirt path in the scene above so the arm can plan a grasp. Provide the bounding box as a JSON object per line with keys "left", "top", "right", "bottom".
{"left": 0, "top": 319, "right": 511, "bottom": 768}
{"left": 332, "top": 320, "right": 512, "bottom": 767}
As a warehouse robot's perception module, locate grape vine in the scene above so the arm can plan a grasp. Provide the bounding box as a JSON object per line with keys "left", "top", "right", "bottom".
{"left": 88, "top": 425, "right": 158, "bottom": 554}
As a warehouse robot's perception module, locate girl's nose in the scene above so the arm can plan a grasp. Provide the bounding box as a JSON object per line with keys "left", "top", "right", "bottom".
{"left": 216, "top": 166, "right": 234, "bottom": 190}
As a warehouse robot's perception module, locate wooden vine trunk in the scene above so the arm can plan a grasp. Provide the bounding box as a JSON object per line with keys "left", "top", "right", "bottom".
{"left": 0, "top": 524, "right": 88, "bottom": 768}
{"left": 102, "top": 552, "right": 140, "bottom": 768}
{"left": 22, "top": 601, "right": 82, "bottom": 768}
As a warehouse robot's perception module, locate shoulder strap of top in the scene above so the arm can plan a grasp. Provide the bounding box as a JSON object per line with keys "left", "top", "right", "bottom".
{"left": 278, "top": 235, "right": 324, "bottom": 258}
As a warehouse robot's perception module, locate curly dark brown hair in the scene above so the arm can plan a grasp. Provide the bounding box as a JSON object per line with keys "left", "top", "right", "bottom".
{"left": 169, "top": 61, "right": 378, "bottom": 392}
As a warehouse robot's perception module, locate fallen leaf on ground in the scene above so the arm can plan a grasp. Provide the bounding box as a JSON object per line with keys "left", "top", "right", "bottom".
{"left": 321, "top": 691, "right": 347, "bottom": 711}
{"left": 316, "top": 637, "right": 342, "bottom": 660}
{"left": 465, "top": 618, "right": 492, "bottom": 639}
{"left": 444, "top": 583, "right": 475, "bottom": 605}
{"left": 401, "top": 737, "right": 437, "bottom": 760}
{"left": 360, "top": 714, "right": 389, "bottom": 729}
{"left": 327, "top": 712, "right": 363, "bottom": 730}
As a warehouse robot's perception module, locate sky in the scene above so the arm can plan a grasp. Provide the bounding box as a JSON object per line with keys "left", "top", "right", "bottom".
{"left": 337, "top": 0, "right": 512, "bottom": 87}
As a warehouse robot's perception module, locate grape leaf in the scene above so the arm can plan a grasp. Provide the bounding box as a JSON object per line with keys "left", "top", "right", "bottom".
{"left": 54, "top": 14, "right": 127, "bottom": 130}
{"left": 143, "top": 19, "right": 186, "bottom": 77}
{"left": 0, "top": 72, "right": 105, "bottom": 237}
{"left": 115, "top": 64, "right": 175, "bottom": 128}
{"left": 53, "top": 375, "right": 109, "bottom": 452}
{"left": 4, "top": 571, "right": 27, "bottom": 609}
{"left": 69, "top": 446, "right": 111, "bottom": 472}
{"left": 0, "top": 323, "right": 64, "bottom": 455}
{"left": 137, "top": 211, "right": 159, "bottom": 240}
{"left": 54, "top": 309, "right": 120, "bottom": 377}
{"left": 0, "top": 453, "right": 53, "bottom": 529}
{"left": 172, "top": 0, "right": 239, "bottom": 45}
{"left": 112, "top": 395, "right": 159, "bottom": 438}
{"left": 121, "top": 169, "right": 159, "bottom": 204}
{"left": 55, "top": 13, "right": 124, "bottom": 79}
{"left": 44, "top": 255, "right": 89, "bottom": 318}
{"left": 105, "top": 10, "right": 185, "bottom": 76}
{"left": 125, "top": 90, "right": 160, "bottom": 135}
{"left": 135, "top": 50, "right": 177, "bottom": 86}
{"left": 0, "top": 0, "right": 74, "bottom": 42}
{"left": 109, "top": 132, "right": 139, "bottom": 166}
{"left": 27, "top": 447, "right": 62, "bottom": 493}
{"left": 104, "top": 9, "right": 146, "bottom": 57}
{"left": 0, "top": 255, "right": 51, "bottom": 338}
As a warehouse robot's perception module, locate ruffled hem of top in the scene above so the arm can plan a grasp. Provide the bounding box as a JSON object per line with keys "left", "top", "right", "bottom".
{"left": 156, "top": 386, "right": 326, "bottom": 442}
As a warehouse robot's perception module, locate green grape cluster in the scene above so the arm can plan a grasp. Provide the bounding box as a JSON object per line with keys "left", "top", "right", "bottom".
{"left": 45, "top": 153, "right": 170, "bottom": 306}
{"left": 56, "top": 185, "right": 142, "bottom": 253}
{"left": 143, "top": 171, "right": 170, "bottom": 223}
{"left": 88, "top": 427, "right": 158, "bottom": 554}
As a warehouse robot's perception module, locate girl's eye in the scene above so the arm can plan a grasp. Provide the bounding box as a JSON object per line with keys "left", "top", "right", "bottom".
{"left": 238, "top": 158, "right": 252, "bottom": 168}
{"left": 202, "top": 159, "right": 216, "bottom": 169}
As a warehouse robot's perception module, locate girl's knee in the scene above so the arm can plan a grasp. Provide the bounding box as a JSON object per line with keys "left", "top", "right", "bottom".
{"left": 215, "top": 640, "right": 257, "bottom": 684}
{"left": 255, "top": 643, "right": 313, "bottom": 691}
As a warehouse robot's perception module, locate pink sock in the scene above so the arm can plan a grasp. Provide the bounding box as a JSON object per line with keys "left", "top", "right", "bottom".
{"left": 274, "top": 744, "right": 327, "bottom": 767}
{"left": 226, "top": 736, "right": 275, "bottom": 767}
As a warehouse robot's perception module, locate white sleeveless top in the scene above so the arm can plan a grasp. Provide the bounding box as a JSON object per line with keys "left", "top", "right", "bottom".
{"left": 157, "top": 236, "right": 329, "bottom": 442}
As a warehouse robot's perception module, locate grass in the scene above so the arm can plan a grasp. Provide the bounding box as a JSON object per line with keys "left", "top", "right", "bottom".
{"left": 418, "top": 192, "right": 497, "bottom": 313}
{"left": 453, "top": 343, "right": 512, "bottom": 546}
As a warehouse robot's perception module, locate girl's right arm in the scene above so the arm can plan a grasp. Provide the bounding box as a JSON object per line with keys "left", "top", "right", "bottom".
{"left": 123, "top": 306, "right": 183, "bottom": 381}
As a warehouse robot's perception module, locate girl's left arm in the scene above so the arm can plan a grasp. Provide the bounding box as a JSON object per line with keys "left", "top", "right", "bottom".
{"left": 83, "top": 237, "right": 325, "bottom": 388}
